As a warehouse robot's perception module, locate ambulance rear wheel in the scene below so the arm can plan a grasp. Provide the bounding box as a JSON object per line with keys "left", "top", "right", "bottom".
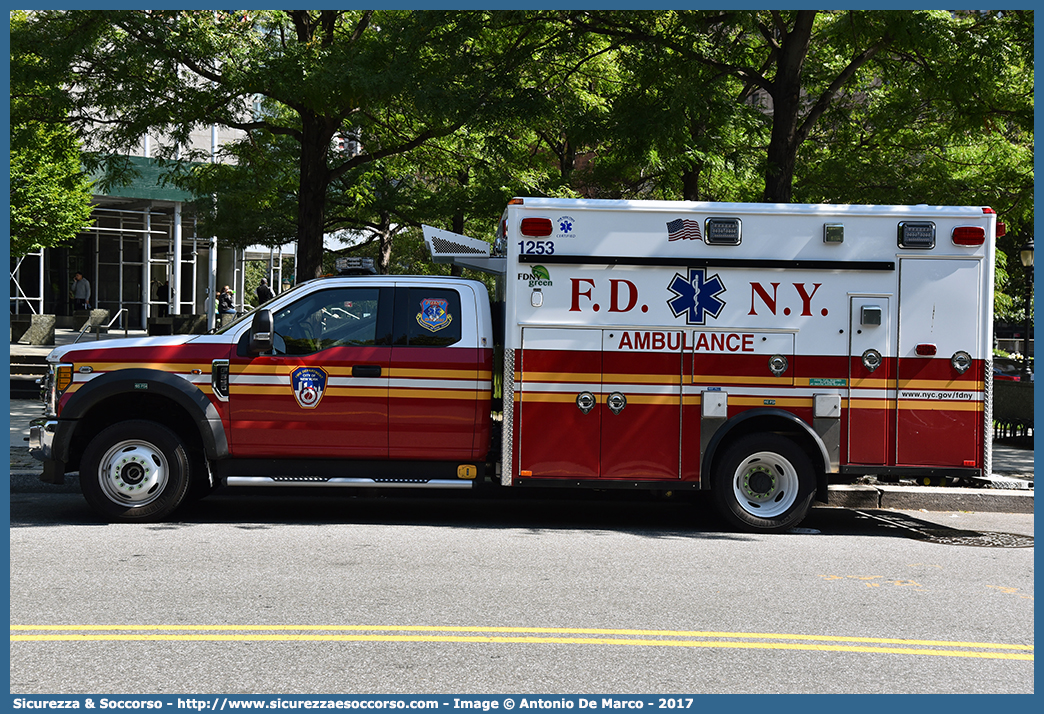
{"left": 80, "top": 420, "right": 192, "bottom": 523}
{"left": 713, "top": 434, "right": 815, "bottom": 533}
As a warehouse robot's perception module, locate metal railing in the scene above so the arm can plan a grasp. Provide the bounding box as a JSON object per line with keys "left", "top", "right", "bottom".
{"left": 73, "top": 308, "right": 129, "bottom": 344}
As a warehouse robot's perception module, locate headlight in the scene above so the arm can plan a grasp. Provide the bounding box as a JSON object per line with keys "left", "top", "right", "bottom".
{"left": 46, "top": 363, "right": 74, "bottom": 415}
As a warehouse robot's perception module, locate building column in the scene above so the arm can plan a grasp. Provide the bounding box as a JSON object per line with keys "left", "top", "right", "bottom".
{"left": 172, "top": 202, "right": 182, "bottom": 316}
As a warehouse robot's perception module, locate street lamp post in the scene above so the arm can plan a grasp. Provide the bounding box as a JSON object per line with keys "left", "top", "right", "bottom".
{"left": 1019, "top": 238, "right": 1034, "bottom": 381}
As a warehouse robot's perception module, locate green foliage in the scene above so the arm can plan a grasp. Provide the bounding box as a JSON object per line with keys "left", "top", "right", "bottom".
{"left": 9, "top": 11, "right": 95, "bottom": 257}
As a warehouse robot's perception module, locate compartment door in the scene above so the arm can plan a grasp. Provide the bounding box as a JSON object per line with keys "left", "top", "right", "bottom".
{"left": 847, "top": 296, "right": 893, "bottom": 465}
{"left": 517, "top": 328, "right": 602, "bottom": 479}
{"left": 600, "top": 329, "right": 683, "bottom": 480}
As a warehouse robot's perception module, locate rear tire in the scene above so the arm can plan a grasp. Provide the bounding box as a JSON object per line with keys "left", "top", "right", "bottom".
{"left": 80, "top": 420, "right": 192, "bottom": 522}
{"left": 712, "top": 434, "right": 816, "bottom": 533}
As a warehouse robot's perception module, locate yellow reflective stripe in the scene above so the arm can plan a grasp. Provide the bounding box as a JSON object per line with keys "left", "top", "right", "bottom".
{"left": 519, "top": 371, "right": 601, "bottom": 383}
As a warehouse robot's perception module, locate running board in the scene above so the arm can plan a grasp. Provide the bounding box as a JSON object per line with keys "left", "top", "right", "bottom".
{"left": 225, "top": 476, "right": 473, "bottom": 490}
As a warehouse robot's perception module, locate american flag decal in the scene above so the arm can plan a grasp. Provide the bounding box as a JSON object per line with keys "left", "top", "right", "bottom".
{"left": 667, "top": 219, "right": 703, "bottom": 241}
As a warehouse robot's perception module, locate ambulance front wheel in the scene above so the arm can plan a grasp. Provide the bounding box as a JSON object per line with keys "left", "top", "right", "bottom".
{"left": 79, "top": 420, "right": 192, "bottom": 523}
{"left": 713, "top": 434, "right": 816, "bottom": 533}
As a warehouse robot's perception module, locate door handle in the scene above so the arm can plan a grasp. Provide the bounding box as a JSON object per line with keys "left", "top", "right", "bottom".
{"left": 352, "top": 365, "right": 382, "bottom": 378}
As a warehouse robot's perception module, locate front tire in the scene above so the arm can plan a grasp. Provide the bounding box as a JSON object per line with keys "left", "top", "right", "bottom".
{"left": 712, "top": 434, "right": 816, "bottom": 533}
{"left": 80, "top": 420, "right": 192, "bottom": 522}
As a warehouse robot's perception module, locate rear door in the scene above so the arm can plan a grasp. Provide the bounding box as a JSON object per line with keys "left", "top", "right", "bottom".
{"left": 895, "top": 259, "right": 984, "bottom": 466}
{"left": 387, "top": 285, "right": 489, "bottom": 461}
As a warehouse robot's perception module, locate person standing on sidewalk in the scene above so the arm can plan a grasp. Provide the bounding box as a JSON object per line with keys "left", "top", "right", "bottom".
{"left": 71, "top": 272, "right": 91, "bottom": 311}
{"left": 256, "top": 278, "right": 274, "bottom": 304}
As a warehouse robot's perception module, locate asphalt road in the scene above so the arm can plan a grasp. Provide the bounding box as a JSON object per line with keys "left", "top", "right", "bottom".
{"left": 8, "top": 487, "right": 1034, "bottom": 695}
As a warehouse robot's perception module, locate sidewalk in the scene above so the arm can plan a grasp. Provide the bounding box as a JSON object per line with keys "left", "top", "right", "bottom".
{"left": 10, "top": 325, "right": 151, "bottom": 359}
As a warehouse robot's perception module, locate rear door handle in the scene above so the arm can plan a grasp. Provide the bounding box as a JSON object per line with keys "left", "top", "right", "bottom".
{"left": 352, "top": 365, "right": 382, "bottom": 378}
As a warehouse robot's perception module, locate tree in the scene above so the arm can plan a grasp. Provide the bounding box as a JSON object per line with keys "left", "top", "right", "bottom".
{"left": 13, "top": 10, "right": 578, "bottom": 283}
{"left": 571, "top": 11, "right": 923, "bottom": 203}
{"left": 9, "top": 11, "right": 94, "bottom": 258}
{"left": 794, "top": 10, "right": 1034, "bottom": 320}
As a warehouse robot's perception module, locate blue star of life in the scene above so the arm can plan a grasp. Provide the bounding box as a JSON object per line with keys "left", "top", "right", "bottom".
{"left": 667, "top": 268, "right": 727, "bottom": 325}
{"left": 559, "top": 219, "right": 572, "bottom": 232}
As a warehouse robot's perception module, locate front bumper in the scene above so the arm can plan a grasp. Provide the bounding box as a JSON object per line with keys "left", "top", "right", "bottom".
{"left": 29, "top": 418, "right": 66, "bottom": 484}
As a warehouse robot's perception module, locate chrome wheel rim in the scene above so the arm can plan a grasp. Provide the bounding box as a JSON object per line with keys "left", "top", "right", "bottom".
{"left": 732, "top": 451, "right": 799, "bottom": 518}
{"left": 97, "top": 439, "right": 169, "bottom": 507}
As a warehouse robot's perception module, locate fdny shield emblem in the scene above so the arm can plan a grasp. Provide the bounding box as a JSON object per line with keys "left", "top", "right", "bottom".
{"left": 291, "top": 366, "right": 328, "bottom": 409}
{"left": 416, "top": 298, "right": 452, "bottom": 332}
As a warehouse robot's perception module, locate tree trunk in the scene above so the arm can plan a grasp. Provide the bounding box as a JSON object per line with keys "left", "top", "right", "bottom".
{"left": 761, "top": 11, "right": 816, "bottom": 204}
{"left": 449, "top": 169, "right": 469, "bottom": 277}
{"left": 296, "top": 113, "right": 333, "bottom": 283}
{"left": 377, "top": 212, "right": 393, "bottom": 275}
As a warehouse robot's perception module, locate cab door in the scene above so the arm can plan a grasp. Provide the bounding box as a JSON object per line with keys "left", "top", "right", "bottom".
{"left": 228, "top": 286, "right": 392, "bottom": 459}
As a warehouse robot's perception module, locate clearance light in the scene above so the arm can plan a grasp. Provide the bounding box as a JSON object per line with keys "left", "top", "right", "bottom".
{"left": 952, "top": 226, "right": 986, "bottom": 246}
{"left": 520, "top": 217, "right": 553, "bottom": 237}
{"left": 916, "top": 344, "right": 937, "bottom": 356}
{"left": 55, "top": 364, "right": 74, "bottom": 393}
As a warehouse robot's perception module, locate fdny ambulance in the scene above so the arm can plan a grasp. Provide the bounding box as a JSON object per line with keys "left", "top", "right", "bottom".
{"left": 31, "top": 198, "right": 1000, "bottom": 532}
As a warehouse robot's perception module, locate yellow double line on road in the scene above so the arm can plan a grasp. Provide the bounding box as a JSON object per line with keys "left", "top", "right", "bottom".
{"left": 10, "top": 625, "right": 1033, "bottom": 661}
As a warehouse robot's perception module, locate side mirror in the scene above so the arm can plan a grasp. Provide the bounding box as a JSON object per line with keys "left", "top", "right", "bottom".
{"left": 249, "top": 309, "right": 274, "bottom": 354}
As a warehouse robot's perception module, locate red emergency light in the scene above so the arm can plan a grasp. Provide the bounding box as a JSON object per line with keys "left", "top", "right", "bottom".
{"left": 915, "top": 344, "right": 938, "bottom": 356}
{"left": 520, "top": 218, "right": 553, "bottom": 237}
{"left": 982, "top": 207, "right": 1006, "bottom": 236}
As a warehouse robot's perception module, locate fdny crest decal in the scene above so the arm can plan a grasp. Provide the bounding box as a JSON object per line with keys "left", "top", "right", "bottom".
{"left": 291, "top": 366, "right": 328, "bottom": 409}
{"left": 667, "top": 268, "right": 727, "bottom": 325}
{"left": 417, "top": 298, "right": 452, "bottom": 332}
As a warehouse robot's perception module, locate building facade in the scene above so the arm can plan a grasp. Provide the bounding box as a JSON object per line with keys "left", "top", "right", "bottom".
{"left": 11, "top": 127, "right": 293, "bottom": 332}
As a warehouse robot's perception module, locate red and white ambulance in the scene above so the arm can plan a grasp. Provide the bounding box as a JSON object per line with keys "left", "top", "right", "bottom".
{"left": 32, "top": 198, "right": 1000, "bottom": 532}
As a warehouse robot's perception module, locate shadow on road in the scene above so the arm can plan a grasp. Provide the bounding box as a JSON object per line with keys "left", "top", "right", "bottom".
{"left": 8, "top": 485, "right": 1034, "bottom": 548}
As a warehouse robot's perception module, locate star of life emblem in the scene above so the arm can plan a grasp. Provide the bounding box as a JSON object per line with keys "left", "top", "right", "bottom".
{"left": 417, "top": 298, "right": 452, "bottom": 332}
{"left": 291, "top": 366, "right": 328, "bottom": 409}
{"left": 667, "top": 268, "right": 727, "bottom": 325}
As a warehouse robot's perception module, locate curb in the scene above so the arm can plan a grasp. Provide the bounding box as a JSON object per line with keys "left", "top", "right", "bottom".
{"left": 822, "top": 484, "right": 1034, "bottom": 514}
